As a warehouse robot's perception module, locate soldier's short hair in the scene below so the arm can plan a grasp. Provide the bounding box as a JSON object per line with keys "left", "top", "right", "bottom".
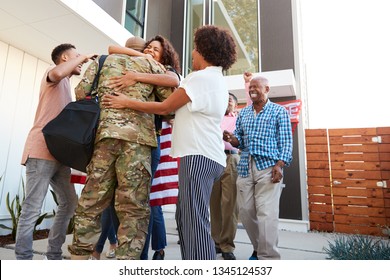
{"left": 125, "top": 36, "right": 146, "bottom": 52}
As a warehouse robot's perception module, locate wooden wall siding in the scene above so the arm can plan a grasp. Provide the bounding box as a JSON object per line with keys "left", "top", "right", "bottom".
{"left": 305, "top": 129, "right": 333, "bottom": 232}
{"left": 305, "top": 127, "right": 390, "bottom": 236}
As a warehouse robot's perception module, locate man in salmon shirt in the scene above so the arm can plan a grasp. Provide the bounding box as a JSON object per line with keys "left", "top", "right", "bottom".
{"left": 16, "top": 44, "right": 96, "bottom": 260}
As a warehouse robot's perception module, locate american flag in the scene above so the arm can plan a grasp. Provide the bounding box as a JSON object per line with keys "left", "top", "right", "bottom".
{"left": 149, "top": 121, "right": 179, "bottom": 206}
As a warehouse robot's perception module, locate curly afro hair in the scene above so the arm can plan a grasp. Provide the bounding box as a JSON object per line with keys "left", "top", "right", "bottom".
{"left": 144, "top": 35, "right": 181, "bottom": 73}
{"left": 194, "top": 25, "right": 237, "bottom": 71}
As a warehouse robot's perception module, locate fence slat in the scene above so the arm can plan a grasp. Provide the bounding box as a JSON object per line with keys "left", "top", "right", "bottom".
{"left": 331, "top": 170, "right": 382, "bottom": 180}
{"left": 332, "top": 187, "right": 384, "bottom": 198}
{"left": 307, "top": 169, "right": 331, "bottom": 178}
{"left": 334, "top": 224, "right": 385, "bottom": 236}
{"left": 305, "top": 145, "right": 329, "bottom": 153}
{"left": 306, "top": 153, "right": 330, "bottom": 161}
{"left": 334, "top": 205, "right": 386, "bottom": 217}
{"left": 330, "top": 179, "right": 383, "bottom": 188}
{"left": 307, "top": 177, "right": 331, "bottom": 187}
{"left": 308, "top": 185, "right": 332, "bottom": 195}
{"left": 308, "top": 195, "right": 332, "bottom": 204}
{"left": 328, "top": 136, "right": 378, "bottom": 145}
{"left": 330, "top": 144, "right": 379, "bottom": 153}
{"left": 306, "top": 161, "right": 330, "bottom": 169}
{"left": 328, "top": 128, "right": 377, "bottom": 136}
{"left": 305, "top": 129, "right": 327, "bottom": 137}
{"left": 331, "top": 161, "right": 380, "bottom": 171}
{"left": 309, "top": 204, "right": 333, "bottom": 213}
{"left": 309, "top": 212, "right": 333, "bottom": 223}
{"left": 333, "top": 197, "right": 385, "bottom": 208}
{"left": 329, "top": 152, "right": 379, "bottom": 162}
{"left": 305, "top": 137, "right": 328, "bottom": 145}
{"left": 334, "top": 215, "right": 387, "bottom": 226}
{"left": 310, "top": 222, "right": 334, "bottom": 232}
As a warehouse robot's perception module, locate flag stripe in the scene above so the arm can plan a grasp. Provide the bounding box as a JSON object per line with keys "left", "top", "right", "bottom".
{"left": 150, "top": 121, "right": 179, "bottom": 206}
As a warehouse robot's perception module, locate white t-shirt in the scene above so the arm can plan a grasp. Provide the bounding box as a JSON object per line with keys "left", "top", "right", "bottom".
{"left": 170, "top": 66, "right": 228, "bottom": 167}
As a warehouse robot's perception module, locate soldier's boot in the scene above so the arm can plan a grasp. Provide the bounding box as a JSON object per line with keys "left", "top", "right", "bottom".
{"left": 70, "top": 254, "right": 90, "bottom": 260}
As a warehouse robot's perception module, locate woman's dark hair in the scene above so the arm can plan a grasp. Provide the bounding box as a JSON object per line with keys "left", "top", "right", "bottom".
{"left": 229, "top": 92, "right": 238, "bottom": 103}
{"left": 194, "top": 25, "right": 237, "bottom": 71}
{"left": 144, "top": 35, "right": 181, "bottom": 73}
{"left": 51, "top": 43, "right": 76, "bottom": 65}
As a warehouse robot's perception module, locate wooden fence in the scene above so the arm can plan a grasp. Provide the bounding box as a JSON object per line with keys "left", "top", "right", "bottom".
{"left": 305, "top": 127, "right": 390, "bottom": 236}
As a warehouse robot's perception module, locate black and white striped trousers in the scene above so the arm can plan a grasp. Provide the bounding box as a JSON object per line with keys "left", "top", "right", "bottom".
{"left": 176, "top": 155, "right": 224, "bottom": 260}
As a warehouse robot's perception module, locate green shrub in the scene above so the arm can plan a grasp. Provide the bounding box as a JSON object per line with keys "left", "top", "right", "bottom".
{"left": 0, "top": 177, "right": 52, "bottom": 240}
{"left": 325, "top": 234, "right": 390, "bottom": 260}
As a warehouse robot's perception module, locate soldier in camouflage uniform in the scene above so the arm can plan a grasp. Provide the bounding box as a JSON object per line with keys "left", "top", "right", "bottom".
{"left": 68, "top": 39, "right": 172, "bottom": 260}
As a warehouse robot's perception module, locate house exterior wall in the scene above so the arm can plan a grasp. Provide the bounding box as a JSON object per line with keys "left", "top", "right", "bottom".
{"left": 0, "top": 0, "right": 309, "bottom": 234}
{"left": 92, "top": 0, "right": 124, "bottom": 24}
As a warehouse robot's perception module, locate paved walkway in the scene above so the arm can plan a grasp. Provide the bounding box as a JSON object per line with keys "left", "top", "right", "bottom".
{"left": 0, "top": 212, "right": 333, "bottom": 260}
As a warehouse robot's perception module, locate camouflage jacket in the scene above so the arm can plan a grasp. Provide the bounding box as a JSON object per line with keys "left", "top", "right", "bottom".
{"left": 75, "top": 54, "right": 172, "bottom": 147}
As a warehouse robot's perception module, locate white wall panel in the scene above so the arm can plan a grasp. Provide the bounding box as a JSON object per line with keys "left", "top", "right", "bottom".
{"left": 0, "top": 41, "right": 8, "bottom": 102}
{"left": 4, "top": 53, "right": 39, "bottom": 206}
{"left": 0, "top": 41, "right": 9, "bottom": 211}
{"left": 0, "top": 41, "right": 63, "bottom": 234}
{"left": 0, "top": 46, "right": 24, "bottom": 214}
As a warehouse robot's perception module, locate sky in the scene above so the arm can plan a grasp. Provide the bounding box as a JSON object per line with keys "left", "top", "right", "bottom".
{"left": 300, "top": 0, "right": 390, "bottom": 129}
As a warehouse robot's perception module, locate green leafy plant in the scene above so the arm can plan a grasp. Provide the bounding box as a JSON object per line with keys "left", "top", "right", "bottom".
{"left": 325, "top": 234, "right": 390, "bottom": 260}
{"left": 0, "top": 177, "right": 52, "bottom": 240}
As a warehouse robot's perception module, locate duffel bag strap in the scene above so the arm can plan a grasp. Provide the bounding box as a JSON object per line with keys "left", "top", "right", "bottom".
{"left": 87, "top": 55, "right": 107, "bottom": 100}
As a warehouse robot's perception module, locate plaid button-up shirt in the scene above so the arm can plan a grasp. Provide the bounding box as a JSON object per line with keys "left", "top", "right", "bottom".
{"left": 234, "top": 100, "right": 293, "bottom": 177}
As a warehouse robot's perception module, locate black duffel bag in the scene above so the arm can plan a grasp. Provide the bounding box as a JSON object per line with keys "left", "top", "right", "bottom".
{"left": 42, "top": 55, "right": 107, "bottom": 172}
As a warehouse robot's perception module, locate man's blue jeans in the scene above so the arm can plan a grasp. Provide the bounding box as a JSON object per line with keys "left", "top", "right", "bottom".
{"left": 15, "top": 158, "right": 78, "bottom": 260}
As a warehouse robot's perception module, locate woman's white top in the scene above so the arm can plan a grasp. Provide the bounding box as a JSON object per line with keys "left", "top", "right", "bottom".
{"left": 170, "top": 66, "right": 228, "bottom": 167}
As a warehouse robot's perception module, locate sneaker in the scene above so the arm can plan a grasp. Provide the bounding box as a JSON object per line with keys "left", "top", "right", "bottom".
{"left": 152, "top": 250, "right": 165, "bottom": 260}
{"left": 222, "top": 252, "right": 236, "bottom": 260}
{"left": 249, "top": 250, "right": 258, "bottom": 260}
{"left": 105, "top": 248, "right": 116, "bottom": 258}
{"left": 43, "top": 256, "right": 48, "bottom": 260}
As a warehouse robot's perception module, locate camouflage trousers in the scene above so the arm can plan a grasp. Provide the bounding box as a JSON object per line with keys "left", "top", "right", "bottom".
{"left": 68, "top": 138, "right": 151, "bottom": 260}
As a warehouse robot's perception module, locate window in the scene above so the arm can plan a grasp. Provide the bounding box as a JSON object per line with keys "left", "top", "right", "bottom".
{"left": 184, "top": 0, "right": 259, "bottom": 76}
{"left": 184, "top": 0, "right": 205, "bottom": 75}
{"left": 125, "top": 0, "right": 146, "bottom": 37}
{"left": 212, "top": 0, "right": 259, "bottom": 75}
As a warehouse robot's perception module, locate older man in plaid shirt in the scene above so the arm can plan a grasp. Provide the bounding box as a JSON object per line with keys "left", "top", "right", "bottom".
{"left": 223, "top": 76, "right": 293, "bottom": 260}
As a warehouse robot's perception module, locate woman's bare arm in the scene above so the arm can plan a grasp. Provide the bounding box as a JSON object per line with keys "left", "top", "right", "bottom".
{"left": 108, "top": 45, "right": 147, "bottom": 57}
{"left": 109, "top": 70, "right": 179, "bottom": 91}
{"left": 102, "top": 87, "right": 190, "bottom": 115}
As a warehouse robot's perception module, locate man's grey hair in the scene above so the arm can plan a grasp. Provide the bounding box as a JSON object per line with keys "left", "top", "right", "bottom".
{"left": 251, "top": 76, "right": 269, "bottom": 86}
